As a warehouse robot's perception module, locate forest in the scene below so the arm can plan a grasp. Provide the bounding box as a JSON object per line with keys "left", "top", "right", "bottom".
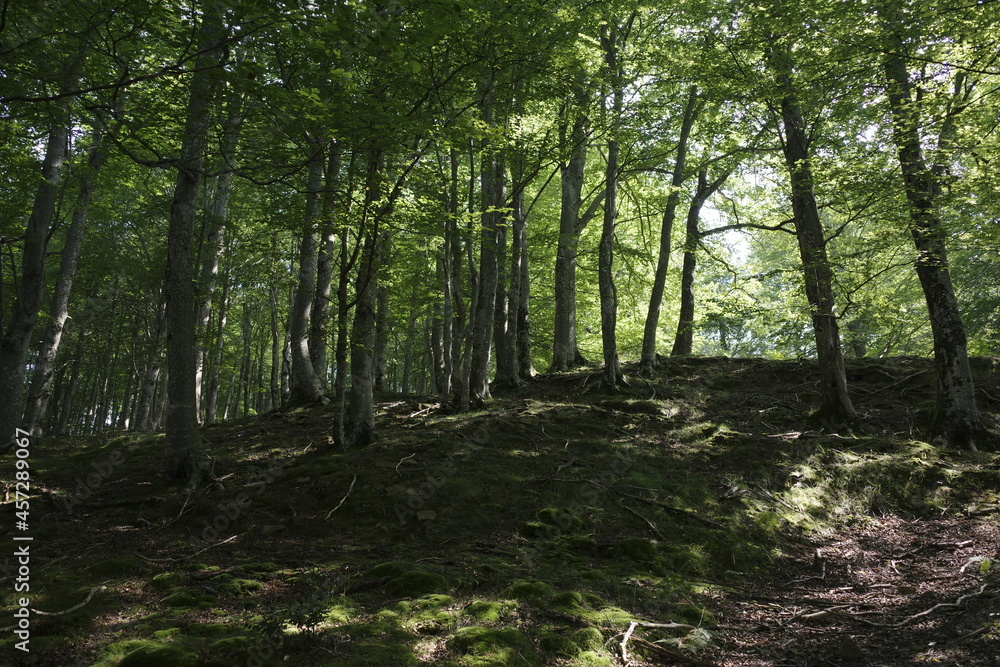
{"left": 1, "top": 0, "right": 999, "bottom": 665}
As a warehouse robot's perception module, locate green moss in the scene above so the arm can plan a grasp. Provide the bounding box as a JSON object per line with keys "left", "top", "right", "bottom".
{"left": 506, "top": 579, "right": 555, "bottom": 602}
{"left": 236, "top": 562, "right": 281, "bottom": 574}
{"left": 210, "top": 636, "right": 254, "bottom": 652}
{"left": 612, "top": 537, "right": 658, "bottom": 562}
{"left": 150, "top": 572, "right": 184, "bottom": 591}
{"left": 554, "top": 534, "right": 597, "bottom": 554}
{"left": 212, "top": 574, "right": 265, "bottom": 596}
{"left": 519, "top": 521, "right": 557, "bottom": 539}
{"left": 365, "top": 561, "right": 413, "bottom": 579}
{"left": 323, "top": 597, "right": 358, "bottom": 624}
{"left": 573, "top": 650, "right": 614, "bottom": 666}
{"left": 412, "top": 593, "right": 454, "bottom": 608}
{"left": 183, "top": 623, "right": 233, "bottom": 638}
{"left": 673, "top": 603, "right": 717, "bottom": 626}
{"left": 464, "top": 600, "right": 516, "bottom": 623}
{"left": 116, "top": 642, "right": 202, "bottom": 667}
{"left": 549, "top": 590, "right": 584, "bottom": 615}
{"left": 537, "top": 507, "right": 585, "bottom": 531}
{"left": 345, "top": 641, "right": 419, "bottom": 666}
{"left": 387, "top": 570, "right": 449, "bottom": 597}
{"left": 538, "top": 630, "right": 577, "bottom": 657}
{"left": 153, "top": 627, "right": 181, "bottom": 639}
{"left": 161, "top": 587, "right": 218, "bottom": 608}
{"left": 447, "top": 626, "right": 539, "bottom": 667}
{"left": 572, "top": 627, "right": 605, "bottom": 652}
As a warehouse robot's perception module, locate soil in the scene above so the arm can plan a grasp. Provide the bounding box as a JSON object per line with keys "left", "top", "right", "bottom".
{"left": 1, "top": 356, "right": 998, "bottom": 667}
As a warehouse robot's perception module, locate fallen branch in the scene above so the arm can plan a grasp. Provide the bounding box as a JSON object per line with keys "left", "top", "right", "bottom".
{"left": 324, "top": 475, "right": 358, "bottom": 519}
{"left": 184, "top": 534, "right": 238, "bottom": 561}
{"left": 621, "top": 503, "right": 665, "bottom": 540}
{"left": 32, "top": 586, "right": 106, "bottom": 616}
{"left": 853, "top": 584, "right": 990, "bottom": 628}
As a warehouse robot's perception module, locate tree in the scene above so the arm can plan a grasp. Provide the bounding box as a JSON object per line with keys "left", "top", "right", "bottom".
{"left": 163, "top": 0, "right": 227, "bottom": 481}
{"left": 879, "top": 2, "right": 992, "bottom": 450}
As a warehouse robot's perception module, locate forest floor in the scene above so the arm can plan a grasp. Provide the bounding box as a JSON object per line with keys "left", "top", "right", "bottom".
{"left": 2, "top": 356, "right": 999, "bottom": 667}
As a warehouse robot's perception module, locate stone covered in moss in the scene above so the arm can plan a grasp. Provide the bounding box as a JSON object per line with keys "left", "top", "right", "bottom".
{"left": 161, "top": 587, "right": 218, "bottom": 608}
{"left": 612, "top": 536, "right": 658, "bottom": 562}
{"left": 447, "top": 626, "right": 539, "bottom": 667}
{"left": 117, "top": 643, "right": 202, "bottom": 667}
{"left": 505, "top": 579, "right": 555, "bottom": 602}
{"left": 387, "top": 569, "right": 449, "bottom": 597}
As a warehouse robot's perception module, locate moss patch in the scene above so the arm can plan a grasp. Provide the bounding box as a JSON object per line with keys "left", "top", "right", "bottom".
{"left": 447, "top": 626, "right": 539, "bottom": 667}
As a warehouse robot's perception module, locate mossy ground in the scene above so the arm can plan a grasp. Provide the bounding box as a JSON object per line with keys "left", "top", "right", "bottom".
{"left": 1, "top": 357, "right": 998, "bottom": 666}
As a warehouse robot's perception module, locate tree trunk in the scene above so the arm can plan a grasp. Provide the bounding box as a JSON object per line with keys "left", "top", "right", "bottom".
{"left": 373, "top": 282, "right": 389, "bottom": 391}
{"left": 599, "top": 21, "right": 626, "bottom": 391}
{"left": 551, "top": 102, "right": 589, "bottom": 372}
{"left": 310, "top": 143, "right": 341, "bottom": 388}
{"left": 204, "top": 255, "right": 231, "bottom": 425}
{"left": 23, "top": 124, "right": 108, "bottom": 436}
{"left": 510, "top": 179, "right": 534, "bottom": 380}
{"left": 671, "top": 168, "right": 731, "bottom": 356}
{"left": 469, "top": 141, "right": 504, "bottom": 404}
{"left": 883, "top": 33, "right": 987, "bottom": 451}
{"left": 288, "top": 145, "right": 326, "bottom": 404}
{"left": 136, "top": 297, "right": 166, "bottom": 432}
{"left": 641, "top": 85, "right": 700, "bottom": 373}
{"left": 194, "top": 93, "right": 241, "bottom": 419}
{"left": 0, "top": 119, "right": 68, "bottom": 450}
{"left": 164, "top": 1, "right": 225, "bottom": 481}
{"left": 772, "top": 46, "right": 859, "bottom": 432}
{"left": 346, "top": 152, "right": 385, "bottom": 447}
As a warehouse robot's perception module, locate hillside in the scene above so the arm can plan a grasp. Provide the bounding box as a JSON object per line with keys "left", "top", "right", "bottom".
{"left": 2, "top": 356, "right": 999, "bottom": 666}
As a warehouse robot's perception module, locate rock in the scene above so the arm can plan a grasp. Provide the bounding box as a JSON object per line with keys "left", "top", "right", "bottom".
{"left": 837, "top": 635, "right": 864, "bottom": 660}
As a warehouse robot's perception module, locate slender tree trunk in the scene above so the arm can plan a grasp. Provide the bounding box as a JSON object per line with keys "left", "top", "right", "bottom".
{"left": 882, "top": 32, "right": 987, "bottom": 451}
{"left": 164, "top": 1, "right": 225, "bottom": 480}
{"left": 23, "top": 124, "right": 108, "bottom": 436}
{"left": 641, "top": 85, "right": 700, "bottom": 373}
{"left": 772, "top": 46, "right": 859, "bottom": 432}
{"left": 310, "top": 143, "right": 340, "bottom": 388}
{"left": 346, "top": 152, "right": 384, "bottom": 447}
{"left": 57, "top": 318, "right": 89, "bottom": 436}
{"left": 373, "top": 282, "right": 389, "bottom": 391}
{"left": 288, "top": 145, "right": 326, "bottom": 404}
{"left": 509, "top": 179, "right": 533, "bottom": 380}
{"left": 599, "top": 22, "right": 626, "bottom": 391}
{"left": 448, "top": 148, "right": 467, "bottom": 406}
{"left": 671, "top": 168, "right": 731, "bottom": 356}
{"left": 0, "top": 119, "right": 68, "bottom": 449}
{"left": 194, "top": 93, "right": 241, "bottom": 419}
{"left": 469, "top": 131, "right": 504, "bottom": 404}
{"left": 136, "top": 297, "right": 166, "bottom": 432}
{"left": 204, "top": 255, "right": 231, "bottom": 425}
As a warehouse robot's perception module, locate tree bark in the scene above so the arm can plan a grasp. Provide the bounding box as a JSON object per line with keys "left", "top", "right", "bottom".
{"left": 288, "top": 144, "right": 327, "bottom": 404}
{"left": 882, "top": 29, "right": 987, "bottom": 451}
{"left": 551, "top": 99, "right": 590, "bottom": 372}
{"left": 194, "top": 91, "right": 241, "bottom": 419}
{"left": 310, "top": 143, "right": 341, "bottom": 387}
{"left": 346, "top": 152, "right": 384, "bottom": 447}
{"left": 164, "top": 1, "right": 225, "bottom": 481}
{"left": 641, "top": 85, "right": 700, "bottom": 373}
{"left": 771, "top": 46, "right": 859, "bottom": 432}
{"left": 23, "top": 123, "right": 108, "bottom": 437}
{"left": 204, "top": 255, "right": 231, "bottom": 425}
{"left": 671, "top": 168, "right": 731, "bottom": 356}
{"left": 0, "top": 117, "right": 68, "bottom": 449}
{"left": 599, "top": 21, "right": 627, "bottom": 391}
{"left": 469, "top": 141, "right": 504, "bottom": 404}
